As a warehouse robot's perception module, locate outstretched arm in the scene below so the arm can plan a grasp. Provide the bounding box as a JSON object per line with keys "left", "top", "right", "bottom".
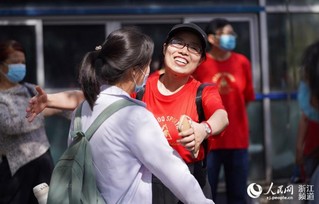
{"left": 26, "top": 86, "right": 84, "bottom": 122}
{"left": 178, "top": 109, "right": 228, "bottom": 156}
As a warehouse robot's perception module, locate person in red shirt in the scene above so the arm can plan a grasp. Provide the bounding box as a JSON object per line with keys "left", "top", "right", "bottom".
{"left": 132, "top": 23, "right": 228, "bottom": 204}
{"left": 193, "top": 18, "right": 255, "bottom": 204}
{"left": 295, "top": 41, "right": 319, "bottom": 203}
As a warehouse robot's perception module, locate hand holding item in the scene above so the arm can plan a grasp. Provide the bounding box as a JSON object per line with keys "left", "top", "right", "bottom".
{"left": 26, "top": 86, "right": 48, "bottom": 122}
{"left": 177, "top": 115, "right": 200, "bottom": 158}
{"left": 178, "top": 114, "right": 212, "bottom": 158}
{"left": 33, "top": 183, "right": 49, "bottom": 204}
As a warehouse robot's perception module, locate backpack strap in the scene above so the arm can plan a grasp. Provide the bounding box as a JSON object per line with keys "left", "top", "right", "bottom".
{"left": 84, "top": 99, "right": 138, "bottom": 140}
{"left": 73, "top": 102, "right": 84, "bottom": 134}
{"left": 196, "top": 83, "right": 214, "bottom": 168}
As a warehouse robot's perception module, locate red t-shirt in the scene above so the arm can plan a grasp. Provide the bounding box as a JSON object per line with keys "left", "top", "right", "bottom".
{"left": 304, "top": 119, "right": 319, "bottom": 156}
{"left": 193, "top": 52, "right": 255, "bottom": 149}
{"left": 134, "top": 74, "right": 224, "bottom": 163}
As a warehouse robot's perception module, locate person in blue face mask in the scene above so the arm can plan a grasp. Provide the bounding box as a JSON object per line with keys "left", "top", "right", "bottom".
{"left": 0, "top": 40, "right": 69, "bottom": 204}
{"left": 193, "top": 18, "right": 255, "bottom": 204}
{"left": 295, "top": 40, "right": 319, "bottom": 204}
{"left": 1, "top": 63, "right": 26, "bottom": 83}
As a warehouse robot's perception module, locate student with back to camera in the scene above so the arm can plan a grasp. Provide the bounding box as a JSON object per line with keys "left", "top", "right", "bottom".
{"left": 27, "top": 26, "right": 215, "bottom": 204}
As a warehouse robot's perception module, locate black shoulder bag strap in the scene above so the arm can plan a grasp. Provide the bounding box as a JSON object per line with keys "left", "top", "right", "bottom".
{"left": 196, "top": 83, "right": 214, "bottom": 168}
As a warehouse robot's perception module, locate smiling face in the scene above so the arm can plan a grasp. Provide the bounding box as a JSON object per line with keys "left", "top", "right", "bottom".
{"left": 163, "top": 31, "right": 204, "bottom": 77}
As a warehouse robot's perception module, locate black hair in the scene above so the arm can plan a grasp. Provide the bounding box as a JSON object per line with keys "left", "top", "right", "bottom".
{"left": 205, "top": 18, "right": 231, "bottom": 35}
{"left": 78, "top": 27, "right": 154, "bottom": 109}
{"left": 300, "top": 40, "right": 319, "bottom": 105}
{"left": 0, "top": 40, "right": 25, "bottom": 63}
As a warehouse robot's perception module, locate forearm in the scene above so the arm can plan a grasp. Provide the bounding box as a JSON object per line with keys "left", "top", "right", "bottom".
{"left": 296, "top": 113, "right": 307, "bottom": 152}
{"left": 47, "top": 90, "right": 84, "bottom": 110}
{"left": 43, "top": 108, "right": 72, "bottom": 119}
{"left": 140, "top": 128, "right": 211, "bottom": 203}
{"left": 206, "top": 109, "right": 229, "bottom": 137}
{"left": 295, "top": 113, "right": 307, "bottom": 164}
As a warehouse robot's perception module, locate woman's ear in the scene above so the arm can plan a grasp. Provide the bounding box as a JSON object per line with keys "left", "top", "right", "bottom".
{"left": 163, "top": 43, "right": 167, "bottom": 55}
{"left": 207, "top": 34, "right": 216, "bottom": 45}
{"left": 198, "top": 57, "right": 205, "bottom": 66}
{"left": 131, "top": 68, "right": 137, "bottom": 78}
{"left": 0, "top": 63, "right": 8, "bottom": 74}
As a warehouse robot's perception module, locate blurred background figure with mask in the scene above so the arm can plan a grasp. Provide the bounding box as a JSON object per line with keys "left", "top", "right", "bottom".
{"left": 295, "top": 40, "right": 319, "bottom": 204}
{"left": 193, "top": 18, "right": 255, "bottom": 204}
{"left": 0, "top": 40, "right": 64, "bottom": 204}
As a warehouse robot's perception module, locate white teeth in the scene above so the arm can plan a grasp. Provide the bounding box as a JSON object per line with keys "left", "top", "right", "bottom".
{"left": 175, "top": 57, "right": 187, "bottom": 64}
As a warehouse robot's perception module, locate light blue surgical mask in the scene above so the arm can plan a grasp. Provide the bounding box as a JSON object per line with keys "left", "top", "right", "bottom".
{"left": 4, "top": 64, "right": 26, "bottom": 83}
{"left": 134, "top": 71, "right": 149, "bottom": 93}
{"left": 219, "top": 34, "right": 236, "bottom": 51}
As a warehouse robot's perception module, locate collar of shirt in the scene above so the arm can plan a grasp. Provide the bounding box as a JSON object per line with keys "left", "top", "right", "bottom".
{"left": 99, "top": 85, "right": 146, "bottom": 107}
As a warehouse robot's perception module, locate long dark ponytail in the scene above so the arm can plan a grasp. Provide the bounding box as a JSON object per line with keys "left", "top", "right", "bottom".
{"left": 78, "top": 27, "right": 154, "bottom": 109}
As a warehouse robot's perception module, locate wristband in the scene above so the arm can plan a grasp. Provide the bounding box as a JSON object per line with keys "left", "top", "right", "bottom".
{"left": 201, "top": 121, "right": 212, "bottom": 137}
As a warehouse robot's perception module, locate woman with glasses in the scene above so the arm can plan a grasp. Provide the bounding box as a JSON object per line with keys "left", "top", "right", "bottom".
{"left": 134, "top": 23, "right": 228, "bottom": 204}
{"left": 26, "top": 23, "right": 229, "bottom": 204}
{"left": 193, "top": 18, "right": 255, "bottom": 204}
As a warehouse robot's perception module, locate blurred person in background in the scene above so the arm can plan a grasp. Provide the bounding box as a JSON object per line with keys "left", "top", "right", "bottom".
{"left": 0, "top": 40, "right": 67, "bottom": 204}
{"left": 295, "top": 40, "right": 319, "bottom": 204}
{"left": 193, "top": 18, "right": 255, "bottom": 204}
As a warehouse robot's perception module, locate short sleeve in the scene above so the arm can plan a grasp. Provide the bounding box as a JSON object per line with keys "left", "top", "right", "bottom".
{"left": 201, "top": 85, "right": 225, "bottom": 120}
{"left": 298, "top": 81, "right": 319, "bottom": 122}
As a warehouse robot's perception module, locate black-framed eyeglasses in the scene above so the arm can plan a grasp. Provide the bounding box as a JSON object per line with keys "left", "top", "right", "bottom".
{"left": 168, "top": 38, "right": 202, "bottom": 55}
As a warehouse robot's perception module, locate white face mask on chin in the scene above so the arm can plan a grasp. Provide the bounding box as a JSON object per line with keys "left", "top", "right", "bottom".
{"left": 134, "top": 71, "right": 149, "bottom": 93}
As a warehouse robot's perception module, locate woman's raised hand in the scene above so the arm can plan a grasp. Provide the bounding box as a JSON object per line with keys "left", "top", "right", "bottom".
{"left": 26, "top": 86, "right": 48, "bottom": 122}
